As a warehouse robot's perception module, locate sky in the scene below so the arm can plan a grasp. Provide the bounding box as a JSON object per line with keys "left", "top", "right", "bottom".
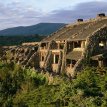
{"left": 0, "top": 0, "right": 107, "bottom": 30}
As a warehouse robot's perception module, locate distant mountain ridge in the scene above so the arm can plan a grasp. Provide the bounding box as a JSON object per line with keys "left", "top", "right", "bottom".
{"left": 0, "top": 23, "right": 66, "bottom": 36}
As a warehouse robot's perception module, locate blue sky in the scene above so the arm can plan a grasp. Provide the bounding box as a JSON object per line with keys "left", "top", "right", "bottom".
{"left": 0, "top": 0, "right": 107, "bottom": 30}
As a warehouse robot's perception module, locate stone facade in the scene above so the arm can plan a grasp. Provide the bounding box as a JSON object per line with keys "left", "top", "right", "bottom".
{"left": 1, "top": 14, "right": 107, "bottom": 77}
{"left": 38, "top": 14, "right": 107, "bottom": 77}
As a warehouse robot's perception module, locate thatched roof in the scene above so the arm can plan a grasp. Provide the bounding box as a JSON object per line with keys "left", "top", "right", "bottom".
{"left": 66, "top": 51, "right": 82, "bottom": 60}
{"left": 91, "top": 52, "right": 107, "bottom": 60}
{"left": 42, "top": 17, "right": 107, "bottom": 42}
{"left": 91, "top": 54, "right": 103, "bottom": 60}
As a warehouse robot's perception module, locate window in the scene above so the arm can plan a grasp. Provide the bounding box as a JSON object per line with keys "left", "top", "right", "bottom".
{"left": 41, "top": 56, "right": 45, "bottom": 61}
{"left": 66, "top": 59, "right": 77, "bottom": 67}
{"left": 67, "top": 42, "right": 73, "bottom": 52}
{"left": 99, "top": 41, "right": 105, "bottom": 49}
{"left": 72, "top": 60, "right": 77, "bottom": 67}
{"left": 41, "top": 43, "right": 47, "bottom": 49}
{"left": 54, "top": 54, "right": 59, "bottom": 64}
{"left": 55, "top": 55, "right": 59, "bottom": 64}
{"left": 74, "top": 41, "right": 81, "bottom": 48}
{"left": 67, "top": 59, "right": 71, "bottom": 64}
{"left": 60, "top": 44, "right": 64, "bottom": 49}
{"left": 66, "top": 59, "right": 72, "bottom": 67}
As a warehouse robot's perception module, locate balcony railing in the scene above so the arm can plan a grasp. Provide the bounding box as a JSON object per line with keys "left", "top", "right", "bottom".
{"left": 40, "top": 47, "right": 48, "bottom": 50}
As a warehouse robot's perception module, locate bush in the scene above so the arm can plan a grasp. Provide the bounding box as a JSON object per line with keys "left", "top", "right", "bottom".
{"left": 1, "top": 62, "right": 107, "bottom": 107}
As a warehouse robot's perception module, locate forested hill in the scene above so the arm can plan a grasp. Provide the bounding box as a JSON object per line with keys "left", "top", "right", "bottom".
{"left": 0, "top": 35, "right": 44, "bottom": 46}
{"left": 0, "top": 23, "right": 66, "bottom": 36}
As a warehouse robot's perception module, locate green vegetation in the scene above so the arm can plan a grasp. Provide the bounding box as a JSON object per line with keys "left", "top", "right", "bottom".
{"left": 0, "top": 61, "right": 107, "bottom": 107}
{"left": 0, "top": 35, "right": 44, "bottom": 46}
{"left": 0, "top": 62, "right": 47, "bottom": 107}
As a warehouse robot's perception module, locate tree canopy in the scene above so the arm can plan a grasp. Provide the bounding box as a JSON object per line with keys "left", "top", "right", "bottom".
{"left": 0, "top": 61, "right": 107, "bottom": 107}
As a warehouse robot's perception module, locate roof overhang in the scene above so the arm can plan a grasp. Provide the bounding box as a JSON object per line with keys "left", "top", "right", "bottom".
{"left": 66, "top": 51, "right": 82, "bottom": 61}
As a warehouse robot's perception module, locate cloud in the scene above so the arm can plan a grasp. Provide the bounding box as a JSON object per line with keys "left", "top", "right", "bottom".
{"left": 0, "top": 1, "right": 43, "bottom": 29}
{"left": 0, "top": 1, "right": 107, "bottom": 30}
{"left": 41, "top": 1, "right": 107, "bottom": 23}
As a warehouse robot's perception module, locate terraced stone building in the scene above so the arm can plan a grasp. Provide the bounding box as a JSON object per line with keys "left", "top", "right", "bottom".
{"left": 1, "top": 13, "right": 107, "bottom": 77}
{"left": 38, "top": 13, "right": 107, "bottom": 77}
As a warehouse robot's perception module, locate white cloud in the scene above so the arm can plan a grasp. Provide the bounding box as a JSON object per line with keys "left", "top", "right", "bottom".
{"left": 0, "top": 1, "right": 107, "bottom": 30}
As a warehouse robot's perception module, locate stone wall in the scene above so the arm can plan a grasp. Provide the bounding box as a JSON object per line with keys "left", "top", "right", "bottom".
{"left": 1, "top": 24, "right": 107, "bottom": 78}
{"left": 1, "top": 45, "right": 39, "bottom": 68}
{"left": 72, "top": 25, "right": 107, "bottom": 76}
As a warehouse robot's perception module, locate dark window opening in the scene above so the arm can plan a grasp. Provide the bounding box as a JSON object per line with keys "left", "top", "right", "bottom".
{"left": 41, "top": 43, "right": 47, "bottom": 49}
{"left": 67, "top": 42, "right": 73, "bottom": 53}
{"left": 41, "top": 56, "right": 45, "bottom": 61}
{"left": 66, "top": 59, "right": 72, "bottom": 67}
{"left": 60, "top": 44, "right": 64, "bottom": 49}
{"left": 72, "top": 60, "right": 76, "bottom": 67}
{"left": 67, "top": 59, "right": 71, "bottom": 64}
{"left": 33, "top": 47, "right": 38, "bottom": 51}
{"left": 51, "top": 43, "right": 58, "bottom": 49}
{"left": 55, "top": 55, "right": 59, "bottom": 64}
{"left": 99, "top": 40, "right": 105, "bottom": 49}
{"left": 68, "top": 44, "right": 71, "bottom": 49}
{"left": 74, "top": 41, "right": 81, "bottom": 48}
{"left": 66, "top": 59, "right": 77, "bottom": 67}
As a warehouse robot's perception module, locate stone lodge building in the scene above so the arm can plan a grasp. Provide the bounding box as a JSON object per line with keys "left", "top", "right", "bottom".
{"left": 3, "top": 13, "right": 107, "bottom": 77}
{"left": 38, "top": 13, "right": 107, "bottom": 77}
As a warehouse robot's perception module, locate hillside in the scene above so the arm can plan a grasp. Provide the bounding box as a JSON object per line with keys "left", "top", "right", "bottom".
{"left": 0, "top": 23, "right": 66, "bottom": 36}
{"left": 0, "top": 34, "right": 44, "bottom": 46}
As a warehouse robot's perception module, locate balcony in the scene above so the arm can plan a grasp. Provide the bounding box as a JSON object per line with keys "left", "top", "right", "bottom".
{"left": 73, "top": 48, "right": 84, "bottom": 51}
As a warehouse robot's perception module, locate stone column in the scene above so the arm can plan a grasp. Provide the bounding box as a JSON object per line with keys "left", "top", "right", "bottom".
{"left": 98, "top": 60, "right": 103, "bottom": 67}
{"left": 58, "top": 43, "right": 60, "bottom": 49}
{"left": 81, "top": 41, "right": 85, "bottom": 48}
{"left": 53, "top": 54, "right": 56, "bottom": 64}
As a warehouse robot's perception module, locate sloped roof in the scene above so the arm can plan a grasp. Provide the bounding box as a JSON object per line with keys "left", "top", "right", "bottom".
{"left": 91, "top": 54, "right": 103, "bottom": 60}
{"left": 66, "top": 51, "right": 82, "bottom": 60}
{"left": 91, "top": 52, "right": 107, "bottom": 60}
{"left": 42, "top": 17, "right": 107, "bottom": 42}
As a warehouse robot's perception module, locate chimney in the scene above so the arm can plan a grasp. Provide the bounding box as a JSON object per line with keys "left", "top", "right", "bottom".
{"left": 97, "top": 13, "right": 105, "bottom": 18}
{"left": 77, "top": 19, "right": 83, "bottom": 22}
